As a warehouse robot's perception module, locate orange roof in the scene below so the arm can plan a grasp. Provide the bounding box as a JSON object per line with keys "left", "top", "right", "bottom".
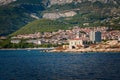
{"left": 72, "top": 38, "right": 82, "bottom": 40}
{"left": 70, "top": 37, "right": 89, "bottom": 41}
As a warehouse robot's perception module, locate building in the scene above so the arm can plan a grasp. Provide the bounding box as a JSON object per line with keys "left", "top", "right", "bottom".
{"left": 90, "top": 31, "right": 101, "bottom": 43}
{"left": 118, "top": 36, "right": 120, "bottom": 42}
{"left": 69, "top": 39, "right": 84, "bottom": 49}
{"left": 11, "top": 40, "right": 21, "bottom": 44}
{"left": 69, "top": 31, "right": 85, "bottom": 49}
{"left": 26, "top": 39, "right": 42, "bottom": 45}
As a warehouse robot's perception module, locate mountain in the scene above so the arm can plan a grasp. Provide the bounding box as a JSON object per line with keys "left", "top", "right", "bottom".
{"left": 48, "top": 0, "right": 119, "bottom": 6}
{"left": 43, "top": 0, "right": 120, "bottom": 19}
{"left": 0, "top": 0, "right": 45, "bottom": 36}
{"left": 0, "top": 0, "right": 16, "bottom": 5}
{"left": 11, "top": 19, "right": 72, "bottom": 36}
{"left": 11, "top": 0, "right": 120, "bottom": 36}
{"left": 0, "top": 0, "right": 120, "bottom": 36}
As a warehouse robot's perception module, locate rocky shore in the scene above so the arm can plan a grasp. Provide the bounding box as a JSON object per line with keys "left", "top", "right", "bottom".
{"left": 49, "top": 40, "right": 120, "bottom": 53}
{"left": 49, "top": 48, "right": 120, "bottom": 53}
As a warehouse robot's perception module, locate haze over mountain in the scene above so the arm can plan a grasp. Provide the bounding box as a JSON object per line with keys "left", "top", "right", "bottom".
{"left": 0, "top": 0, "right": 120, "bottom": 36}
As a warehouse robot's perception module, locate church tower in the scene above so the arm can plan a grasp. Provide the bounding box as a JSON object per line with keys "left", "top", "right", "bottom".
{"left": 76, "top": 31, "right": 80, "bottom": 39}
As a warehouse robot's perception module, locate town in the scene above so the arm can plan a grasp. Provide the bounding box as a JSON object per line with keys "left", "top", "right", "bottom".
{"left": 8, "top": 26, "right": 120, "bottom": 52}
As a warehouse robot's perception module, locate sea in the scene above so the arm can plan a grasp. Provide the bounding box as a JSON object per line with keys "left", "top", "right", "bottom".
{"left": 0, "top": 50, "right": 120, "bottom": 80}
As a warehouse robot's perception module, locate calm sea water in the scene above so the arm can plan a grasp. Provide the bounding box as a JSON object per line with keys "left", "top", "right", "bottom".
{"left": 0, "top": 50, "right": 120, "bottom": 80}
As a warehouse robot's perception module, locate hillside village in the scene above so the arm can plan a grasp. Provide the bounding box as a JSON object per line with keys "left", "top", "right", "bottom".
{"left": 0, "top": 0, "right": 120, "bottom": 51}
{"left": 9, "top": 26, "right": 120, "bottom": 51}
{"left": 11, "top": 27, "right": 120, "bottom": 41}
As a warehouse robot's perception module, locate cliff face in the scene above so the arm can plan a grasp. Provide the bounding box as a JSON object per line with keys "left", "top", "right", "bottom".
{"left": 49, "top": 0, "right": 117, "bottom": 5}
{"left": 49, "top": 0, "right": 73, "bottom": 5}
{"left": 0, "top": 0, "right": 16, "bottom": 5}
{"left": 43, "top": 0, "right": 118, "bottom": 19}
{"left": 43, "top": 11, "right": 77, "bottom": 20}
{"left": 0, "top": 0, "right": 117, "bottom": 6}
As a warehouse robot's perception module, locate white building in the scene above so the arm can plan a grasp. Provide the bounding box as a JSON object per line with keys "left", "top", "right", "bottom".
{"left": 69, "top": 39, "right": 84, "bottom": 49}
{"left": 11, "top": 40, "right": 21, "bottom": 44}
{"left": 69, "top": 31, "right": 85, "bottom": 49}
{"left": 26, "top": 39, "right": 42, "bottom": 45}
{"left": 118, "top": 36, "right": 120, "bottom": 41}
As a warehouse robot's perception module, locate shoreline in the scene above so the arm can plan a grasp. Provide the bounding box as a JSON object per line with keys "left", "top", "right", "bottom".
{"left": 0, "top": 47, "right": 54, "bottom": 50}
{"left": 0, "top": 48, "right": 120, "bottom": 53}
{"left": 49, "top": 48, "right": 120, "bottom": 53}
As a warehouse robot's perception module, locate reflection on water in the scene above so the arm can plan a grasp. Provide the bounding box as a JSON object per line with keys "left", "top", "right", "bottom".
{"left": 0, "top": 50, "right": 120, "bottom": 80}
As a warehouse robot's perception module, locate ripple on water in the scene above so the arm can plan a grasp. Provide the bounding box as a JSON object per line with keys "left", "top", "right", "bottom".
{"left": 0, "top": 50, "right": 120, "bottom": 80}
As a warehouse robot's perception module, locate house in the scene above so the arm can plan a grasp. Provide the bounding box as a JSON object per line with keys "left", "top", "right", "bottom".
{"left": 69, "top": 31, "right": 88, "bottom": 49}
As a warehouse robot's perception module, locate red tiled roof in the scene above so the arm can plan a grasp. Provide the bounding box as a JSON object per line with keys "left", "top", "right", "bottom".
{"left": 70, "top": 37, "right": 89, "bottom": 41}
{"left": 72, "top": 38, "right": 81, "bottom": 40}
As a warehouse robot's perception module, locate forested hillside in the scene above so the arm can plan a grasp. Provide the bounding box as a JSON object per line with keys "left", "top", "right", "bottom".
{"left": 0, "top": 0, "right": 45, "bottom": 36}
{"left": 12, "top": 0, "right": 120, "bottom": 35}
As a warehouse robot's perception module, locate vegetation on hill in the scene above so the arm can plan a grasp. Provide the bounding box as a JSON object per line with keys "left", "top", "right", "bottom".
{"left": 12, "top": 0, "right": 42, "bottom": 4}
{"left": 12, "top": 1, "right": 120, "bottom": 35}
{"left": 11, "top": 19, "right": 72, "bottom": 36}
{"left": 0, "top": 0, "right": 45, "bottom": 36}
{"left": 0, "top": 0, "right": 120, "bottom": 36}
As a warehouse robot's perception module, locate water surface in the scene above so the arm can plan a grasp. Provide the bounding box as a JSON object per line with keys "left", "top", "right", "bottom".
{"left": 0, "top": 50, "right": 120, "bottom": 80}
